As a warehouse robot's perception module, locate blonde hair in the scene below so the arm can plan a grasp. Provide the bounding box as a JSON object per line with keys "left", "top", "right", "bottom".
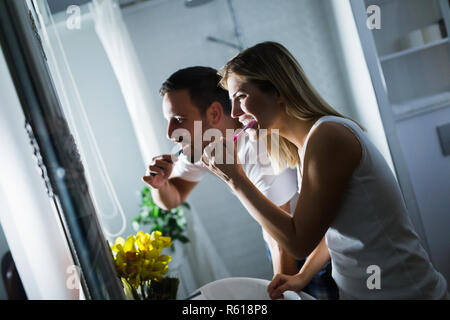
{"left": 219, "top": 41, "right": 364, "bottom": 171}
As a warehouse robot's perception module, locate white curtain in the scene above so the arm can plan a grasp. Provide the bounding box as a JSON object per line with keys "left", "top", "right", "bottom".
{"left": 89, "top": 0, "right": 161, "bottom": 164}
{"left": 89, "top": 0, "right": 231, "bottom": 297}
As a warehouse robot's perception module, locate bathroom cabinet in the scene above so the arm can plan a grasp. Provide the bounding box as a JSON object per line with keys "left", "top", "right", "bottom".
{"left": 369, "top": 0, "right": 449, "bottom": 120}
{"left": 351, "top": 0, "right": 450, "bottom": 284}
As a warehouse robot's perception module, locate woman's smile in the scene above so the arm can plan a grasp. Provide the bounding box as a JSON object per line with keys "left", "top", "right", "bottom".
{"left": 227, "top": 73, "right": 283, "bottom": 133}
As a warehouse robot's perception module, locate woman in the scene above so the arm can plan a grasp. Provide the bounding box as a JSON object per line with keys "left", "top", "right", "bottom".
{"left": 201, "top": 41, "right": 449, "bottom": 299}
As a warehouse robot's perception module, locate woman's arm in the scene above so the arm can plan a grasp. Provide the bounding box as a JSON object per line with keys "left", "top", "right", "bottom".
{"left": 297, "top": 236, "right": 330, "bottom": 280}
{"left": 267, "top": 236, "right": 331, "bottom": 299}
{"left": 263, "top": 227, "right": 298, "bottom": 275}
{"left": 203, "top": 123, "right": 361, "bottom": 260}
{"left": 274, "top": 201, "right": 298, "bottom": 275}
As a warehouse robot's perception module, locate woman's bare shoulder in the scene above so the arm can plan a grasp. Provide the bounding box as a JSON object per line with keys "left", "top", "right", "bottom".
{"left": 305, "top": 121, "right": 362, "bottom": 170}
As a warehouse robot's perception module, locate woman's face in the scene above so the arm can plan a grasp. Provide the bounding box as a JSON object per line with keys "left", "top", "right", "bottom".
{"left": 227, "top": 73, "right": 283, "bottom": 133}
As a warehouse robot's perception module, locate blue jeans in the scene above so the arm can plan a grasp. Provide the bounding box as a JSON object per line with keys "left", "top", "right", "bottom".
{"left": 296, "top": 258, "right": 339, "bottom": 300}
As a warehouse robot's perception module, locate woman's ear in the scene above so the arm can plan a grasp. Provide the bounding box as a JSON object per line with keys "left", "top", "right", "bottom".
{"left": 205, "top": 101, "right": 223, "bottom": 126}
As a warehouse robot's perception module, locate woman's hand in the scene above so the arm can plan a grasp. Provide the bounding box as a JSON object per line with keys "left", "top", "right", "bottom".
{"left": 201, "top": 137, "right": 246, "bottom": 188}
{"left": 267, "top": 273, "right": 310, "bottom": 300}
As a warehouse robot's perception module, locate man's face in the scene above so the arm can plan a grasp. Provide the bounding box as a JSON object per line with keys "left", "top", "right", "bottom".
{"left": 163, "top": 89, "right": 209, "bottom": 162}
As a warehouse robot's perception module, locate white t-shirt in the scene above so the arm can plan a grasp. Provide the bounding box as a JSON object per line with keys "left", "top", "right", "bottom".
{"left": 171, "top": 135, "right": 298, "bottom": 207}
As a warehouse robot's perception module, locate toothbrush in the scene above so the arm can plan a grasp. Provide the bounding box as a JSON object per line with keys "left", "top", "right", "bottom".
{"left": 150, "top": 148, "right": 183, "bottom": 176}
{"left": 202, "top": 120, "right": 257, "bottom": 168}
{"left": 233, "top": 119, "right": 257, "bottom": 143}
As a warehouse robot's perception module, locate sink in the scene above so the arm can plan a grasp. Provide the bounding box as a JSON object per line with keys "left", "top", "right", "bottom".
{"left": 187, "top": 277, "right": 316, "bottom": 300}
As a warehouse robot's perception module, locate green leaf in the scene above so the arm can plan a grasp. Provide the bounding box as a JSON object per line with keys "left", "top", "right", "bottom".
{"left": 152, "top": 206, "right": 160, "bottom": 218}
{"left": 141, "top": 187, "right": 150, "bottom": 197}
{"left": 132, "top": 216, "right": 142, "bottom": 223}
{"left": 141, "top": 217, "right": 152, "bottom": 225}
{"left": 177, "top": 235, "right": 190, "bottom": 243}
{"left": 176, "top": 217, "right": 186, "bottom": 228}
{"left": 140, "top": 208, "right": 150, "bottom": 218}
{"left": 152, "top": 225, "right": 162, "bottom": 233}
{"left": 180, "top": 202, "right": 191, "bottom": 210}
{"left": 167, "top": 217, "right": 178, "bottom": 228}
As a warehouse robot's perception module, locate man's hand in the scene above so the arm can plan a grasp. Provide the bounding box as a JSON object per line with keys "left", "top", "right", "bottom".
{"left": 142, "top": 154, "right": 177, "bottom": 189}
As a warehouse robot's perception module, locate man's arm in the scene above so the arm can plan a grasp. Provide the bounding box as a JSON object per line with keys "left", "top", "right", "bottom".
{"left": 150, "top": 177, "right": 198, "bottom": 210}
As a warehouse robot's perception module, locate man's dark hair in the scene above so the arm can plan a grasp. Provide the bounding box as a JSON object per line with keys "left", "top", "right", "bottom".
{"left": 160, "top": 66, "right": 232, "bottom": 116}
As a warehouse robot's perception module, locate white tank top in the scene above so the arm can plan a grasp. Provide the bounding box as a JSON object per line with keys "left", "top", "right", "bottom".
{"left": 297, "top": 116, "right": 449, "bottom": 299}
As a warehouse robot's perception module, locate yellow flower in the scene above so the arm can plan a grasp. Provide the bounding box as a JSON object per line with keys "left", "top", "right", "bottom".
{"left": 111, "top": 237, "right": 125, "bottom": 253}
{"left": 124, "top": 235, "right": 137, "bottom": 253}
{"left": 150, "top": 231, "right": 172, "bottom": 250}
{"left": 110, "top": 231, "right": 173, "bottom": 294}
{"left": 136, "top": 231, "right": 152, "bottom": 251}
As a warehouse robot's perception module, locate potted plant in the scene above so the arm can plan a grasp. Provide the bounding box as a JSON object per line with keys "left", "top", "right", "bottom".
{"left": 132, "top": 186, "right": 190, "bottom": 251}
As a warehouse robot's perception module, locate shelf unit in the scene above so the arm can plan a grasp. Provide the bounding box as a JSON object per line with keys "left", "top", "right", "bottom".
{"left": 380, "top": 37, "right": 449, "bottom": 62}
{"left": 392, "top": 90, "right": 450, "bottom": 121}
{"left": 366, "top": 0, "right": 450, "bottom": 119}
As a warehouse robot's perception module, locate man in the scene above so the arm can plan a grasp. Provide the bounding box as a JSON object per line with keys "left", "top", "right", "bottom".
{"left": 142, "top": 66, "right": 338, "bottom": 299}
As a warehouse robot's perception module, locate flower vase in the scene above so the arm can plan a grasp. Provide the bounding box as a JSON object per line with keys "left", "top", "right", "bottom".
{"left": 146, "top": 277, "right": 180, "bottom": 300}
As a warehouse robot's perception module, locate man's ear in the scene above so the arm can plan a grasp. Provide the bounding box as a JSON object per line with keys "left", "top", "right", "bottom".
{"left": 205, "top": 101, "right": 223, "bottom": 126}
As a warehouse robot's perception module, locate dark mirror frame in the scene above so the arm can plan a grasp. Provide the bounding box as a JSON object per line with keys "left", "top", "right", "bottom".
{"left": 0, "top": 0, "right": 125, "bottom": 300}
